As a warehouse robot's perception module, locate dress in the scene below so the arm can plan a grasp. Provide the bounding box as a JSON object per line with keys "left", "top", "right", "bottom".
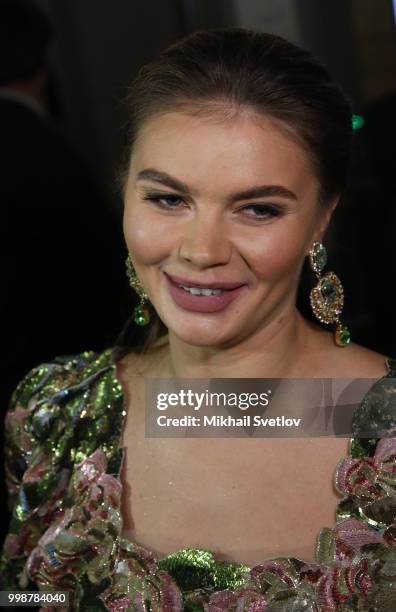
{"left": 1, "top": 348, "right": 396, "bottom": 611}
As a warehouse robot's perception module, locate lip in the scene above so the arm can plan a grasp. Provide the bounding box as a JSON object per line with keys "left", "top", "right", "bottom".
{"left": 164, "top": 272, "right": 247, "bottom": 313}
{"left": 165, "top": 272, "right": 245, "bottom": 290}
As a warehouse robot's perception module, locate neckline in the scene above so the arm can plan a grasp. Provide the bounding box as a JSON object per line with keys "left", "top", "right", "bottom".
{"left": 107, "top": 349, "right": 395, "bottom": 569}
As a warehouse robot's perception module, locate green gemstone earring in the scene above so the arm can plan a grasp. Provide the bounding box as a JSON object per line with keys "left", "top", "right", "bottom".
{"left": 308, "top": 241, "right": 351, "bottom": 347}
{"left": 125, "top": 255, "right": 150, "bottom": 326}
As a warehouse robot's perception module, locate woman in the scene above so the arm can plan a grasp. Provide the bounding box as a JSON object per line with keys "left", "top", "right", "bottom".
{"left": 1, "top": 28, "right": 395, "bottom": 611}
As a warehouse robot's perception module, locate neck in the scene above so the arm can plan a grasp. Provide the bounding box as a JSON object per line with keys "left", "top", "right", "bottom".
{"left": 164, "top": 305, "right": 311, "bottom": 379}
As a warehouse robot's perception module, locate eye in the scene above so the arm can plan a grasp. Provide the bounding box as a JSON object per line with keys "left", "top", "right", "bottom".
{"left": 238, "top": 204, "right": 283, "bottom": 220}
{"left": 142, "top": 192, "right": 185, "bottom": 209}
{"left": 141, "top": 193, "right": 283, "bottom": 219}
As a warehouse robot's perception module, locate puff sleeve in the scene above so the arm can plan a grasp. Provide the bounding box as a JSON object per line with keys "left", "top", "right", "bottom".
{"left": 0, "top": 352, "right": 96, "bottom": 589}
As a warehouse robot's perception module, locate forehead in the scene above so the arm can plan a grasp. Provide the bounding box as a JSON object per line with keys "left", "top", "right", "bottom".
{"left": 130, "top": 111, "right": 318, "bottom": 199}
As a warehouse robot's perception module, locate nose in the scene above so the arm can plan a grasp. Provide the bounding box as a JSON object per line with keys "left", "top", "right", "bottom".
{"left": 178, "top": 212, "right": 232, "bottom": 268}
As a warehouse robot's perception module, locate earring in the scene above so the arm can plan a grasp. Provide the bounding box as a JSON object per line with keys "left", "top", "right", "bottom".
{"left": 125, "top": 254, "right": 150, "bottom": 326}
{"left": 308, "top": 241, "right": 350, "bottom": 347}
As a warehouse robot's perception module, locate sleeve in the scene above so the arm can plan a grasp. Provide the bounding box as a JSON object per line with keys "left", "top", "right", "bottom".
{"left": 0, "top": 351, "right": 99, "bottom": 590}
{"left": 0, "top": 352, "right": 96, "bottom": 590}
{"left": 0, "top": 362, "right": 56, "bottom": 589}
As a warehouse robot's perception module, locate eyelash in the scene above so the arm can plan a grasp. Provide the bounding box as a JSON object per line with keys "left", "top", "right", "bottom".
{"left": 142, "top": 193, "right": 283, "bottom": 220}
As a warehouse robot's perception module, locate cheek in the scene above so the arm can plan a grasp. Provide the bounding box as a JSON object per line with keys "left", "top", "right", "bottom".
{"left": 244, "top": 226, "right": 309, "bottom": 281}
{"left": 123, "top": 202, "right": 172, "bottom": 264}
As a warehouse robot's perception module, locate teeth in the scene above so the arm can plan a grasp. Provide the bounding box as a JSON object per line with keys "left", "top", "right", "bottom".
{"left": 179, "top": 285, "right": 223, "bottom": 296}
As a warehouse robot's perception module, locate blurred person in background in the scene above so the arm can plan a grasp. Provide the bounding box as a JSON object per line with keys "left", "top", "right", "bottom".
{"left": 0, "top": 0, "right": 129, "bottom": 546}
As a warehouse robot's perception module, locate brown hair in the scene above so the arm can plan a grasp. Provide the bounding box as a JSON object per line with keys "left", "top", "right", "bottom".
{"left": 115, "top": 27, "right": 354, "bottom": 356}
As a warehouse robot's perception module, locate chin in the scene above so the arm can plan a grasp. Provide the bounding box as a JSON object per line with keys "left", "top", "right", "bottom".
{"left": 164, "top": 317, "right": 239, "bottom": 348}
{"left": 155, "top": 295, "right": 252, "bottom": 348}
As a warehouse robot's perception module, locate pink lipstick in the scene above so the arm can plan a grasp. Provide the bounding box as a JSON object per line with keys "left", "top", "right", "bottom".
{"left": 164, "top": 272, "right": 246, "bottom": 313}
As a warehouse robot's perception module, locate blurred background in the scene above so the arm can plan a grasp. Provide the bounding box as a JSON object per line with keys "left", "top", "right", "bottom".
{"left": 1, "top": 0, "right": 396, "bottom": 546}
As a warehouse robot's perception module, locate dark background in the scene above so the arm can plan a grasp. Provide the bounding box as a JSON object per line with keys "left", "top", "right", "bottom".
{"left": 1, "top": 0, "right": 396, "bottom": 548}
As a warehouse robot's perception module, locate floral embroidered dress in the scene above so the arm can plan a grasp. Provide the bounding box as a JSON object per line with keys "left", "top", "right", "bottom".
{"left": 1, "top": 349, "right": 396, "bottom": 611}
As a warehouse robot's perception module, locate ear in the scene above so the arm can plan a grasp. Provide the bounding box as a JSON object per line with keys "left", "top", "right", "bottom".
{"left": 313, "top": 196, "right": 339, "bottom": 243}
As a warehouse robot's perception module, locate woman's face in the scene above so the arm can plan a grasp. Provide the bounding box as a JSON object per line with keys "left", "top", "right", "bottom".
{"left": 123, "top": 110, "right": 334, "bottom": 348}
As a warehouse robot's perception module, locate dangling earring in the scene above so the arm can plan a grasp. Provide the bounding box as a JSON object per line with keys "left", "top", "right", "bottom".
{"left": 125, "top": 254, "right": 150, "bottom": 326}
{"left": 308, "top": 241, "right": 350, "bottom": 347}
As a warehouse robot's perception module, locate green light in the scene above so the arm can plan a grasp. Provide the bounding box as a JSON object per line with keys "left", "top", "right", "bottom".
{"left": 352, "top": 114, "right": 365, "bottom": 130}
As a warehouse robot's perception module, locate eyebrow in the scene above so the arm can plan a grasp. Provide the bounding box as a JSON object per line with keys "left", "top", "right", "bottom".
{"left": 137, "top": 168, "right": 298, "bottom": 203}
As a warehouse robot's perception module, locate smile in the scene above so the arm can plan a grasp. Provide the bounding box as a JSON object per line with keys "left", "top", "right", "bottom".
{"left": 164, "top": 272, "right": 247, "bottom": 313}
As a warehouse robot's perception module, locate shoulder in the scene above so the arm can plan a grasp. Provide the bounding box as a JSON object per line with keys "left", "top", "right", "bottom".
{"left": 306, "top": 331, "right": 396, "bottom": 445}
{"left": 3, "top": 347, "right": 123, "bottom": 514}
{"left": 331, "top": 341, "right": 390, "bottom": 378}
{"left": 7, "top": 349, "right": 115, "bottom": 412}
{"left": 4, "top": 348, "right": 120, "bottom": 469}
{"left": 301, "top": 319, "right": 390, "bottom": 378}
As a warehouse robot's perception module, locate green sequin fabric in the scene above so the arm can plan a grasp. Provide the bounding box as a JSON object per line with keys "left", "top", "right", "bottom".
{"left": 1, "top": 349, "right": 396, "bottom": 611}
